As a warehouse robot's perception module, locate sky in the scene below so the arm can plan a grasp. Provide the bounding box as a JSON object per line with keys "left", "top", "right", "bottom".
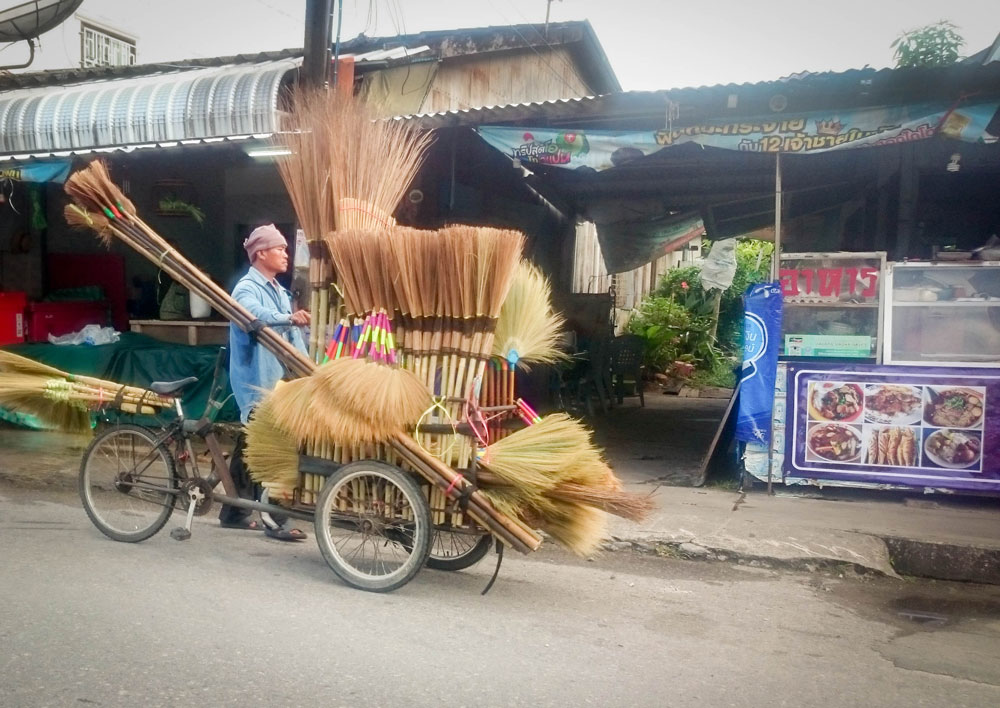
{"left": 6, "top": 0, "right": 999, "bottom": 90}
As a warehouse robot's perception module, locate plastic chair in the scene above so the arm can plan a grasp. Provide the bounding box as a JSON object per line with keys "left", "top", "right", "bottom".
{"left": 609, "top": 334, "right": 646, "bottom": 407}
{"left": 557, "top": 336, "right": 612, "bottom": 416}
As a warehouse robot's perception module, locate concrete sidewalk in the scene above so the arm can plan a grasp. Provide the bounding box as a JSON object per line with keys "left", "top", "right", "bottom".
{"left": 606, "top": 483, "right": 1000, "bottom": 583}
{"left": 592, "top": 391, "right": 1000, "bottom": 584}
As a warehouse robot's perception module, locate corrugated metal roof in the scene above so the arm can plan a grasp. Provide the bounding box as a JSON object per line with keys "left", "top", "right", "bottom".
{"left": 0, "top": 49, "right": 303, "bottom": 91}
{"left": 348, "top": 45, "right": 432, "bottom": 63}
{"left": 0, "top": 58, "right": 299, "bottom": 156}
{"left": 399, "top": 63, "right": 1000, "bottom": 130}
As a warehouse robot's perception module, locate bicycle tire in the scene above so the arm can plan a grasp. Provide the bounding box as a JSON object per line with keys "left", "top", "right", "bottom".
{"left": 314, "top": 460, "right": 431, "bottom": 593}
{"left": 79, "top": 424, "right": 177, "bottom": 543}
{"left": 426, "top": 530, "right": 493, "bottom": 571}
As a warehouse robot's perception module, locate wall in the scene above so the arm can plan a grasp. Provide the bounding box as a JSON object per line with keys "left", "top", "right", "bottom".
{"left": 42, "top": 146, "right": 295, "bottom": 317}
{"left": 0, "top": 183, "right": 43, "bottom": 297}
{"left": 571, "top": 220, "right": 703, "bottom": 330}
{"left": 423, "top": 47, "right": 591, "bottom": 113}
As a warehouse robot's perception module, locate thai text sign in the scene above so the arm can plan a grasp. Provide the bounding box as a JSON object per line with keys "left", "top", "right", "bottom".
{"left": 478, "top": 101, "right": 1000, "bottom": 171}
{"left": 785, "top": 363, "right": 1000, "bottom": 491}
{"left": 736, "top": 282, "right": 783, "bottom": 443}
{"left": 779, "top": 267, "right": 879, "bottom": 298}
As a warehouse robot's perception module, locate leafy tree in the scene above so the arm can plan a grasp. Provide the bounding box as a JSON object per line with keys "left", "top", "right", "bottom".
{"left": 892, "top": 20, "right": 964, "bottom": 68}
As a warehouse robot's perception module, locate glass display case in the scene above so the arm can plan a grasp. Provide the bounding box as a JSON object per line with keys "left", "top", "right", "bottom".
{"left": 885, "top": 261, "right": 1000, "bottom": 367}
{"left": 778, "top": 252, "right": 886, "bottom": 360}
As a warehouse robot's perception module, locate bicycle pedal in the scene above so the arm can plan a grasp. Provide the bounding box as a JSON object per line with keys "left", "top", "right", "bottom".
{"left": 170, "top": 527, "right": 192, "bottom": 541}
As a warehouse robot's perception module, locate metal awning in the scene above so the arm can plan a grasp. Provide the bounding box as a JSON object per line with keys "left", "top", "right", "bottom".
{"left": 0, "top": 57, "right": 300, "bottom": 157}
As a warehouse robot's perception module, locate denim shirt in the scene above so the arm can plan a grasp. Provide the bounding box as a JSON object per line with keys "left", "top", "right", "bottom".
{"left": 229, "top": 266, "right": 308, "bottom": 423}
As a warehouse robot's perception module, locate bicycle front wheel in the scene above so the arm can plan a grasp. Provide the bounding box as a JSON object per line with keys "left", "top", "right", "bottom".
{"left": 79, "top": 424, "right": 177, "bottom": 542}
{"left": 314, "top": 461, "right": 431, "bottom": 592}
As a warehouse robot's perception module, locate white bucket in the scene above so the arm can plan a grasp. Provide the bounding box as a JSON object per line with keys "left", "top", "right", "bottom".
{"left": 189, "top": 291, "right": 211, "bottom": 319}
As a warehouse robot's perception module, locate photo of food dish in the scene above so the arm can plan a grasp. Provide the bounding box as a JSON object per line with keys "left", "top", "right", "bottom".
{"left": 808, "top": 382, "right": 863, "bottom": 423}
{"left": 865, "top": 426, "right": 918, "bottom": 467}
{"left": 807, "top": 423, "right": 863, "bottom": 463}
{"left": 864, "top": 384, "right": 923, "bottom": 425}
{"left": 923, "top": 429, "right": 982, "bottom": 470}
{"left": 923, "top": 387, "right": 985, "bottom": 429}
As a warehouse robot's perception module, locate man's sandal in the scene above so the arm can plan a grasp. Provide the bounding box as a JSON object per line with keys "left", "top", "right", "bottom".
{"left": 220, "top": 518, "right": 263, "bottom": 531}
{"left": 264, "top": 523, "right": 307, "bottom": 542}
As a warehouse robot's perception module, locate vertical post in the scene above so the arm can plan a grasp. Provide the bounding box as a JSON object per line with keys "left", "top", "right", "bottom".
{"left": 895, "top": 144, "right": 917, "bottom": 260}
{"left": 302, "top": 0, "right": 333, "bottom": 89}
{"left": 770, "top": 152, "right": 782, "bottom": 282}
{"left": 767, "top": 152, "right": 782, "bottom": 495}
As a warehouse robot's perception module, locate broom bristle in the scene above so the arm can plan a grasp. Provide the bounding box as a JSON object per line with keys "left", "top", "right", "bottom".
{"left": 264, "top": 359, "right": 431, "bottom": 448}
{"left": 0, "top": 374, "right": 92, "bottom": 433}
{"left": 274, "top": 89, "right": 431, "bottom": 242}
{"left": 245, "top": 398, "right": 300, "bottom": 494}
{"left": 63, "top": 204, "right": 114, "bottom": 245}
{"left": 493, "top": 260, "right": 567, "bottom": 369}
{"left": 0, "top": 350, "right": 69, "bottom": 379}
{"left": 549, "top": 482, "right": 655, "bottom": 523}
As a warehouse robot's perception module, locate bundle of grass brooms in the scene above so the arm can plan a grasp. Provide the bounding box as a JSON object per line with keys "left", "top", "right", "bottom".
{"left": 63, "top": 89, "right": 652, "bottom": 557}
{"left": 62, "top": 159, "right": 541, "bottom": 556}
{"left": 0, "top": 350, "right": 174, "bottom": 432}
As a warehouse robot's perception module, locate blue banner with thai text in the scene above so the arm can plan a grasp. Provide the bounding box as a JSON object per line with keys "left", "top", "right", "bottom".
{"left": 478, "top": 101, "right": 1000, "bottom": 171}
{"left": 736, "top": 282, "right": 783, "bottom": 443}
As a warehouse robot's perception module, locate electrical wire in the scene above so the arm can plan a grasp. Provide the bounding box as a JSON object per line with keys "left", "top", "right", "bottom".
{"left": 485, "top": 0, "right": 588, "bottom": 96}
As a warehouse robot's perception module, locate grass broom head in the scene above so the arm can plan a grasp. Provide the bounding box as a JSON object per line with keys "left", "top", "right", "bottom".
{"left": 480, "top": 412, "right": 651, "bottom": 523}
{"left": 245, "top": 397, "right": 300, "bottom": 499}
{"left": 0, "top": 350, "right": 71, "bottom": 379}
{"left": 275, "top": 88, "right": 431, "bottom": 239}
{"left": 264, "top": 359, "right": 431, "bottom": 448}
{"left": 481, "top": 413, "right": 610, "bottom": 490}
{"left": 0, "top": 373, "right": 91, "bottom": 433}
{"left": 63, "top": 203, "right": 114, "bottom": 245}
{"left": 493, "top": 259, "right": 567, "bottom": 369}
{"left": 481, "top": 486, "right": 607, "bottom": 557}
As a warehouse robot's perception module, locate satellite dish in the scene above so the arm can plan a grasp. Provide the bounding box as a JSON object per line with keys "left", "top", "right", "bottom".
{"left": 0, "top": 0, "right": 84, "bottom": 43}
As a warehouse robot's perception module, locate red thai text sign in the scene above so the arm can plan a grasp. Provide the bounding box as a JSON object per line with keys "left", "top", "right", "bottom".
{"left": 779, "top": 267, "right": 878, "bottom": 298}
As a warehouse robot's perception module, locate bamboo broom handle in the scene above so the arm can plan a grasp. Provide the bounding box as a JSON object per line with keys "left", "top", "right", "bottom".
{"left": 390, "top": 433, "right": 541, "bottom": 552}
{"left": 107, "top": 219, "right": 314, "bottom": 377}
{"left": 307, "top": 288, "right": 320, "bottom": 359}
{"left": 391, "top": 437, "right": 536, "bottom": 555}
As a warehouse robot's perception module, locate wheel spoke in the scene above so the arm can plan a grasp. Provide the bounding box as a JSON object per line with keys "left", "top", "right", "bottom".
{"left": 314, "top": 463, "right": 431, "bottom": 592}
{"left": 80, "top": 427, "right": 176, "bottom": 542}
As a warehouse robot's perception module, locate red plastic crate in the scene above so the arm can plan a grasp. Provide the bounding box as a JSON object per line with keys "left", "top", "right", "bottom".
{"left": 25, "top": 301, "right": 110, "bottom": 342}
{"left": 0, "top": 291, "right": 27, "bottom": 345}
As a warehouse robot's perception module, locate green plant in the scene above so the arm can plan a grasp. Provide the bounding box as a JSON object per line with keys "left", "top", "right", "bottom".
{"left": 687, "top": 356, "right": 738, "bottom": 389}
{"left": 626, "top": 295, "right": 723, "bottom": 374}
{"left": 626, "top": 296, "right": 691, "bottom": 372}
{"left": 158, "top": 197, "right": 205, "bottom": 225}
{"left": 654, "top": 240, "right": 773, "bottom": 357}
{"left": 892, "top": 20, "right": 964, "bottom": 68}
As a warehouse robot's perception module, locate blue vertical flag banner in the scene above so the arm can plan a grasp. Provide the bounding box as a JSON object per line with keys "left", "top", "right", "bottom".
{"left": 736, "top": 282, "right": 783, "bottom": 443}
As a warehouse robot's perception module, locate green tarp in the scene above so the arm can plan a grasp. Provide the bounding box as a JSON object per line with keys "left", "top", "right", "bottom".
{"left": 2, "top": 332, "right": 239, "bottom": 424}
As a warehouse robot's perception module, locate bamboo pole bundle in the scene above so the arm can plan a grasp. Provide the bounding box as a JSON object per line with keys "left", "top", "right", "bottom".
{"left": 63, "top": 164, "right": 314, "bottom": 380}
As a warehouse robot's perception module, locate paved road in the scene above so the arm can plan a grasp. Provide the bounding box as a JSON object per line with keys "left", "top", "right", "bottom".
{"left": 3, "top": 483, "right": 1000, "bottom": 708}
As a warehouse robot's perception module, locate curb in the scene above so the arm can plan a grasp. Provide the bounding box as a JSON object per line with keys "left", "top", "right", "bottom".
{"left": 882, "top": 537, "right": 1000, "bottom": 585}
{"left": 602, "top": 537, "right": 892, "bottom": 578}
{"left": 603, "top": 534, "right": 1000, "bottom": 586}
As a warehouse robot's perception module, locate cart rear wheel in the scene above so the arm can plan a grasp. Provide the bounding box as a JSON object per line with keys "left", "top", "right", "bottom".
{"left": 314, "top": 461, "right": 431, "bottom": 592}
{"left": 79, "top": 424, "right": 177, "bottom": 542}
{"left": 427, "top": 530, "right": 493, "bottom": 571}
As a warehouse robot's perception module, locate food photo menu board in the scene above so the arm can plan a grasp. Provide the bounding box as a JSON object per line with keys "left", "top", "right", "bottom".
{"left": 785, "top": 363, "right": 999, "bottom": 491}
